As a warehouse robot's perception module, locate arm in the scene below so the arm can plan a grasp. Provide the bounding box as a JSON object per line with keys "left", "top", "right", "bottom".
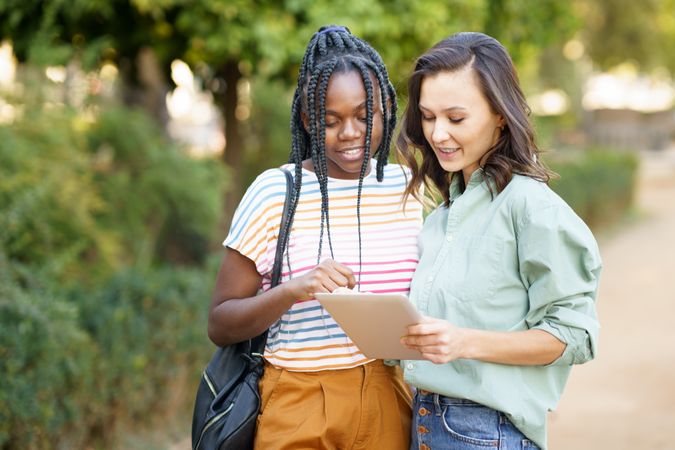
{"left": 208, "top": 248, "right": 356, "bottom": 346}
{"left": 403, "top": 200, "right": 601, "bottom": 367}
{"left": 402, "top": 317, "right": 565, "bottom": 365}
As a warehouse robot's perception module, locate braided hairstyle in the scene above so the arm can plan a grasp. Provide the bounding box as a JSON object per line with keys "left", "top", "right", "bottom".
{"left": 281, "top": 25, "right": 397, "bottom": 288}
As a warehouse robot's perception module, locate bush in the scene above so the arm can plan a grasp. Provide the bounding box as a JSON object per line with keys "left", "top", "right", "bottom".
{"left": 0, "top": 268, "right": 96, "bottom": 450}
{"left": 69, "top": 262, "right": 216, "bottom": 445}
{"left": 547, "top": 148, "right": 639, "bottom": 229}
{"left": 0, "top": 104, "right": 225, "bottom": 449}
{"left": 0, "top": 254, "right": 217, "bottom": 450}
{"left": 0, "top": 105, "right": 227, "bottom": 288}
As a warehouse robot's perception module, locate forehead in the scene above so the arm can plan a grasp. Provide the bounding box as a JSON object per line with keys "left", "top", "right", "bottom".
{"left": 419, "top": 68, "right": 487, "bottom": 109}
{"left": 325, "top": 70, "right": 380, "bottom": 107}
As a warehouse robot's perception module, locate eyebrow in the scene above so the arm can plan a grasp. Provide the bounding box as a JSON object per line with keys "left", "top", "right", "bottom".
{"left": 325, "top": 102, "right": 368, "bottom": 116}
{"left": 418, "top": 105, "right": 466, "bottom": 113}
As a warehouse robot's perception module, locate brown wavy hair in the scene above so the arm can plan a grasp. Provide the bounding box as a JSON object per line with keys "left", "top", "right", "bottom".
{"left": 396, "top": 32, "right": 553, "bottom": 206}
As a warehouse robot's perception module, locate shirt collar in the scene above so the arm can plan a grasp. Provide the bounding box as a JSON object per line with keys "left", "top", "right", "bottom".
{"left": 449, "top": 168, "right": 486, "bottom": 202}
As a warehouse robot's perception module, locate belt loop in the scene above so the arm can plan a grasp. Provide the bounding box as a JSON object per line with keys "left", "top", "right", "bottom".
{"left": 433, "top": 393, "right": 442, "bottom": 416}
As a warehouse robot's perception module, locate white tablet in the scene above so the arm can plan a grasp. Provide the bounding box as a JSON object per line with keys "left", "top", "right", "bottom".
{"left": 314, "top": 292, "right": 425, "bottom": 360}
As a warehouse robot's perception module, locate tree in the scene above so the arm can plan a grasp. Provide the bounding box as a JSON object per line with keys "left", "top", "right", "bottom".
{"left": 581, "top": 0, "right": 675, "bottom": 72}
{"left": 1, "top": 0, "right": 581, "bottom": 222}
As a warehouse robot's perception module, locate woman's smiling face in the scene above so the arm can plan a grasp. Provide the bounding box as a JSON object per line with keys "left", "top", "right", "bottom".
{"left": 319, "top": 70, "right": 383, "bottom": 179}
{"left": 419, "top": 67, "right": 503, "bottom": 184}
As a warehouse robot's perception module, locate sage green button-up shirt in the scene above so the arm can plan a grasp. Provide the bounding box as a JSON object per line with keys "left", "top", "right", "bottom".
{"left": 402, "top": 171, "right": 601, "bottom": 450}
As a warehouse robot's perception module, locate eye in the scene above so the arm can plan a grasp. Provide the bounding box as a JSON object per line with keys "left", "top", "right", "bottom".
{"left": 358, "top": 116, "right": 368, "bottom": 123}
{"left": 449, "top": 117, "right": 464, "bottom": 124}
{"left": 421, "top": 115, "right": 434, "bottom": 122}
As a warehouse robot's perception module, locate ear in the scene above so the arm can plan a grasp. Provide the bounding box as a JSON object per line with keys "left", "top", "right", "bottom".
{"left": 497, "top": 115, "right": 506, "bottom": 130}
{"left": 301, "top": 111, "right": 309, "bottom": 133}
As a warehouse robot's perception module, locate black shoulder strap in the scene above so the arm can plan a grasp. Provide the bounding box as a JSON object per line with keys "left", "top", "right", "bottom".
{"left": 271, "top": 168, "right": 294, "bottom": 287}
{"left": 251, "top": 167, "right": 294, "bottom": 355}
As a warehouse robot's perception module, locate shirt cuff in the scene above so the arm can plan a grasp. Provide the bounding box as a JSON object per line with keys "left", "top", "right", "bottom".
{"left": 533, "top": 321, "right": 591, "bottom": 366}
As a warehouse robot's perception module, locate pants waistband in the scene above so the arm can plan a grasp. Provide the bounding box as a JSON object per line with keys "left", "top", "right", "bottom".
{"left": 416, "top": 389, "right": 481, "bottom": 406}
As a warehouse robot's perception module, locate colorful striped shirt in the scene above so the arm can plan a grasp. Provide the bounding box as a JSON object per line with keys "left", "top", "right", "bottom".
{"left": 224, "top": 161, "right": 423, "bottom": 372}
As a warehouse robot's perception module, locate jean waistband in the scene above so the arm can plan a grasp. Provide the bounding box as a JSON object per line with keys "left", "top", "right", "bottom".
{"left": 416, "top": 389, "right": 482, "bottom": 406}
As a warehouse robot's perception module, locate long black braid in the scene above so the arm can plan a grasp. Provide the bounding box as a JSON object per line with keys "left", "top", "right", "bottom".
{"left": 281, "top": 25, "right": 397, "bottom": 289}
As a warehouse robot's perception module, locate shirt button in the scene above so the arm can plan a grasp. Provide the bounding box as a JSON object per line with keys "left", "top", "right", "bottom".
{"left": 446, "top": 234, "right": 453, "bottom": 242}
{"left": 426, "top": 275, "right": 433, "bottom": 283}
{"left": 406, "top": 363, "right": 414, "bottom": 370}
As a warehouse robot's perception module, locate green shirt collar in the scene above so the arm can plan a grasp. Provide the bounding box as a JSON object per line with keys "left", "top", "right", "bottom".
{"left": 449, "top": 169, "right": 486, "bottom": 202}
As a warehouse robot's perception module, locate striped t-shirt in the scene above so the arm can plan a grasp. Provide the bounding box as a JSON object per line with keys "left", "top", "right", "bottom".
{"left": 224, "top": 161, "right": 423, "bottom": 372}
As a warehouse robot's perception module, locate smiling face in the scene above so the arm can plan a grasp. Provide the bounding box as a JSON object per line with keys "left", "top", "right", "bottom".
{"left": 308, "top": 70, "right": 383, "bottom": 180}
{"left": 419, "top": 67, "right": 504, "bottom": 184}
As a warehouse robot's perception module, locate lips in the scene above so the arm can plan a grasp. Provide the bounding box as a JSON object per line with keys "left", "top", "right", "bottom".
{"left": 435, "top": 147, "right": 460, "bottom": 160}
{"left": 337, "top": 147, "right": 365, "bottom": 161}
{"left": 437, "top": 147, "right": 460, "bottom": 154}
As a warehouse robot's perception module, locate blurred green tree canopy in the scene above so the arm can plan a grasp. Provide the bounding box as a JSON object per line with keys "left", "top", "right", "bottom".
{"left": 582, "top": 0, "right": 675, "bottom": 72}
{"left": 1, "top": 0, "right": 584, "bottom": 219}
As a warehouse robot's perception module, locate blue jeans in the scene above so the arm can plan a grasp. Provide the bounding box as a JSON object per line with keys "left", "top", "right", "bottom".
{"left": 410, "top": 390, "right": 540, "bottom": 450}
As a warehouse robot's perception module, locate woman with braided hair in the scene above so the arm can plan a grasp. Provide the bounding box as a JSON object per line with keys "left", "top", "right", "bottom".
{"left": 208, "top": 25, "right": 423, "bottom": 449}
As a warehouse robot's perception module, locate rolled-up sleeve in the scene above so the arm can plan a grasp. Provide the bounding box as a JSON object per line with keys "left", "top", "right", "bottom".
{"left": 517, "top": 203, "right": 602, "bottom": 366}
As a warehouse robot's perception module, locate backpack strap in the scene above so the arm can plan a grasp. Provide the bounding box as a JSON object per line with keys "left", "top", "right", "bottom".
{"left": 251, "top": 167, "right": 294, "bottom": 356}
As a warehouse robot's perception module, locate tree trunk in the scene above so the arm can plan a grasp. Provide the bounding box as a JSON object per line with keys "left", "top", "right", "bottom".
{"left": 117, "top": 47, "right": 170, "bottom": 131}
{"left": 215, "top": 60, "right": 244, "bottom": 229}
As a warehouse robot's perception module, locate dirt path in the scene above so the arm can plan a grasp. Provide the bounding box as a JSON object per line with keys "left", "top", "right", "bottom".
{"left": 548, "top": 148, "right": 675, "bottom": 450}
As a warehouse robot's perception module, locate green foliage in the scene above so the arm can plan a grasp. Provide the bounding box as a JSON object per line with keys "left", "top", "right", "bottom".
{"left": 0, "top": 104, "right": 225, "bottom": 448}
{"left": 0, "top": 268, "right": 96, "bottom": 450}
{"left": 581, "top": 0, "right": 675, "bottom": 73}
{"left": 68, "top": 262, "right": 216, "bottom": 441}
{"left": 0, "top": 105, "right": 226, "bottom": 286}
{"left": 0, "top": 258, "right": 216, "bottom": 449}
{"left": 547, "top": 148, "right": 639, "bottom": 229}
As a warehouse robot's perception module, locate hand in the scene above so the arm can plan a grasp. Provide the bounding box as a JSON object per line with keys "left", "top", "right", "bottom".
{"left": 401, "top": 316, "right": 469, "bottom": 364}
{"left": 284, "top": 258, "right": 356, "bottom": 301}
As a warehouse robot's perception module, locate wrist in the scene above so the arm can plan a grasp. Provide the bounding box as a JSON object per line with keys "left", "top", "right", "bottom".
{"left": 459, "top": 328, "right": 481, "bottom": 360}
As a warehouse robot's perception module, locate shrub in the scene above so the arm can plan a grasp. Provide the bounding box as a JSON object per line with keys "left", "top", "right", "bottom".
{"left": 0, "top": 253, "right": 217, "bottom": 449}
{"left": 0, "top": 104, "right": 225, "bottom": 449}
{"left": 547, "top": 148, "right": 639, "bottom": 229}
{"left": 0, "top": 105, "right": 227, "bottom": 288}
{"left": 0, "top": 266, "right": 96, "bottom": 450}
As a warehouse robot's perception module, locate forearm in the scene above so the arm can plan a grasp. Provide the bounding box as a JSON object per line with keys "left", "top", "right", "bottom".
{"left": 461, "top": 328, "right": 566, "bottom": 366}
{"left": 208, "top": 282, "right": 297, "bottom": 346}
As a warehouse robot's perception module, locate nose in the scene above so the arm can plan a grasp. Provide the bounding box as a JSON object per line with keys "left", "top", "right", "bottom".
{"left": 339, "top": 118, "right": 363, "bottom": 141}
{"left": 430, "top": 120, "right": 450, "bottom": 145}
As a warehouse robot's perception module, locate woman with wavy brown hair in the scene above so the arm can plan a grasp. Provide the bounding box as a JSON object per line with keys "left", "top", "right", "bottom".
{"left": 397, "top": 32, "right": 601, "bottom": 450}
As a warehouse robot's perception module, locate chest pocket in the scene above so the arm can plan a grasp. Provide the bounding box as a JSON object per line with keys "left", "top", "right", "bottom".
{"left": 444, "top": 235, "right": 504, "bottom": 303}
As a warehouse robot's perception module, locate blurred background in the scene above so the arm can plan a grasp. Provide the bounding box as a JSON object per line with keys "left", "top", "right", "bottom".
{"left": 1, "top": 1, "right": 673, "bottom": 449}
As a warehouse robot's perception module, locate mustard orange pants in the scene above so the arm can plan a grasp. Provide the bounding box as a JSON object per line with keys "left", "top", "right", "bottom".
{"left": 254, "top": 360, "right": 412, "bottom": 450}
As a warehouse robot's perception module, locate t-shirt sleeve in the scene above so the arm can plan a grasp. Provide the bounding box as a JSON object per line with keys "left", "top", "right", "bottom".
{"left": 223, "top": 168, "right": 289, "bottom": 278}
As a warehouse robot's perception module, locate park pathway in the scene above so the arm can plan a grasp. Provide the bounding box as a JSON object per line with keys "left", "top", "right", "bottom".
{"left": 548, "top": 147, "right": 675, "bottom": 449}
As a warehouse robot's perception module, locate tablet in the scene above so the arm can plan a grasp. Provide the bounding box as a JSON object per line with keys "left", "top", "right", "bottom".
{"left": 314, "top": 292, "right": 425, "bottom": 360}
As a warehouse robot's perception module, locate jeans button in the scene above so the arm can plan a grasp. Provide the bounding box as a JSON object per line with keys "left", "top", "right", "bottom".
{"left": 418, "top": 407, "right": 429, "bottom": 416}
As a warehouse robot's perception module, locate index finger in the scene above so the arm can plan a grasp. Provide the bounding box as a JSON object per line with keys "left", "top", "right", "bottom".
{"left": 406, "top": 317, "right": 439, "bottom": 335}
{"left": 322, "top": 259, "right": 356, "bottom": 288}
